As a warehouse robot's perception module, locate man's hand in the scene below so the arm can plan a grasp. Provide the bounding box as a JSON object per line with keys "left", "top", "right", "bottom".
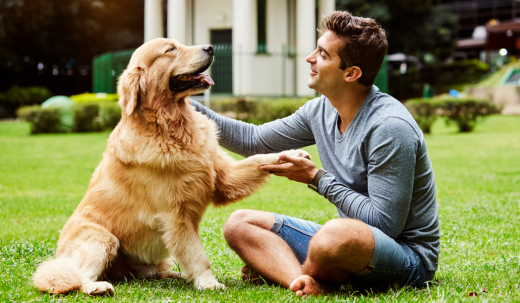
{"left": 260, "top": 154, "right": 319, "bottom": 184}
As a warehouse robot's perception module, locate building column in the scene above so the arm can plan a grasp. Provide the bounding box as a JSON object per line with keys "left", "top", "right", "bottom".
{"left": 144, "top": 0, "right": 164, "bottom": 42}
{"left": 296, "top": 0, "right": 316, "bottom": 96}
{"left": 319, "top": 0, "right": 335, "bottom": 23}
{"left": 167, "top": 0, "right": 187, "bottom": 43}
{"left": 232, "top": 0, "right": 256, "bottom": 95}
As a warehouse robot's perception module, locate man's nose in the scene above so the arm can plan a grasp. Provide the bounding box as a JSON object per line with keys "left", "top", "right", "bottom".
{"left": 202, "top": 45, "right": 213, "bottom": 56}
{"left": 306, "top": 52, "right": 316, "bottom": 63}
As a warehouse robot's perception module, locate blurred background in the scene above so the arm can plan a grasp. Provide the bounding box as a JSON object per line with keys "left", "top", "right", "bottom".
{"left": 1, "top": 0, "right": 519, "bottom": 122}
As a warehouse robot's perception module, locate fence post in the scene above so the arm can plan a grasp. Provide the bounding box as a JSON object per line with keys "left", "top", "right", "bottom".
{"left": 282, "top": 45, "right": 286, "bottom": 98}
{"left": 237, "top": 44, "right": 242, "bottom": 96}
{"left": 204, "top": 88, "right": 211, "bottom": 108}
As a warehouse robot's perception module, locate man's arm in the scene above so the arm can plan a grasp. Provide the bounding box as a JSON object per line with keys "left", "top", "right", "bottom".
{"left": 262, "top": 117, "right": 419, "bottom": 239}
{"left": 319, "top": 117, "right": 418, "bottom": 238}
{"left": 191, "top": 100, "right": 316, "bottom": 157}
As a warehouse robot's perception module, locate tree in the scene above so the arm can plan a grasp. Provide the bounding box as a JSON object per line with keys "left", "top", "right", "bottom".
{"left": 335, "top": 0, "right": 458, "bottom": 60}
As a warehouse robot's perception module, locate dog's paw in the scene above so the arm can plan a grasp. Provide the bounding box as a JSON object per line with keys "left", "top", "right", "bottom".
{"left": 157, "top": 270, "right": 181, "bottom": 280}
{"left": 197, "top": 281, "right": 226, "bottom": 291}
{"left": 194, "top": 274, "right": 226, "bottom": 291}
{"left": 279, "top": 149, "right": 311, "bottom": 161}
{"left": 82, "top": 281, "right": 114, "bottom": 296}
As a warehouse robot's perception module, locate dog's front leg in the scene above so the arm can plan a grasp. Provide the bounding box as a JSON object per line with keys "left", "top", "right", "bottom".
{"left": 158, "top": 215, "right": 224, "bottom": 290}
{"left": 212, "top": 149, "right": 311, "bottom": 206}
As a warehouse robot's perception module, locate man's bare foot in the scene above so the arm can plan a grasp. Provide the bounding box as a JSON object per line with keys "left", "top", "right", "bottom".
{"left": 289, "top": 275, "right": 330, "bottom": 298}
{"left": 241, "top": 265, "right": 265, "bottom": 285}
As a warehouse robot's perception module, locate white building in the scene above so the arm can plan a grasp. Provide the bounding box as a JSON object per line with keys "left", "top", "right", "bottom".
{"left": 144, "top": 0, "right": 335, "bottom": 97}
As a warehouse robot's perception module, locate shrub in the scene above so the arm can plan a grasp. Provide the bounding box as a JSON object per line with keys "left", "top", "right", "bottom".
{"left": 207, "top": 97, "right": 257, "bottom": 120}
{"left": 234, "top": 98, "right": 259, "bottom": 121}
{"left": 258, "top": 98, "right": 307, "bottom": 123}
{"left": 70, "top": 93, "right": 119, "bottom": 103}
{"left": 442, "top": 98, "right": 501, "bottom": 132}
{"left": 0, "top": 85, "right": 53, "bottom": 105}
{"left": 71, "top": 101, "right": 122, "bottom": 132}
{"left": 405, "top": 97, "right": 500, "bottom": 133}
{"left": 208, "top": 97, "right": 308, "bottom": 125}
{"left": 17, "top": 105, "right": 63, "bottom": 134}
{"left": 17, "top": 101, "right": 122, "bottom": 134}
{"left": 405, "top": 99, "right": 444, "bottom": 134}
{"left": 0, "top": 86, "right": 53, "bottom": 118}
{"left": 99, "top": 102, "right": 122, "bottom": 129}
{"left": 72, "top": 103, "right": 104, "bottom": 133}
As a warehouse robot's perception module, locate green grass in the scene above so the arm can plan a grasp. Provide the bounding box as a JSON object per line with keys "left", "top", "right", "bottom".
{"left": 1, "top": 116, "right": 519, "bottom": 302}
{"left": 473, "top": 60, "right": 520, "bottom": 88}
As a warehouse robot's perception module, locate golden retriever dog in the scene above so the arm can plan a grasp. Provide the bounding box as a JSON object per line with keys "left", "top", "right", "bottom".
{"left": 33, "top": 38, "right": 310, "bottom": 295}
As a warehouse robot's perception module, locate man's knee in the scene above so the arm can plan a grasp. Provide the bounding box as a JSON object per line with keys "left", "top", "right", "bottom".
{"left": 223, "top": 210, "right": 275, "bottom": 248}
{"left": 308, "top": 218, "right": 373, "bottom": 263}
{"left": 223, "top": 210, "right": 248, "bottom": 245}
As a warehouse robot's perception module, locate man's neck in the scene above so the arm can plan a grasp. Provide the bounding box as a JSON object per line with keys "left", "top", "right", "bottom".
{"left": 325, "top": 84, "right": 372, "bottom": 135}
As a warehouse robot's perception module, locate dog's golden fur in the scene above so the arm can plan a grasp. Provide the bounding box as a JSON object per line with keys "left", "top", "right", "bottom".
{"left": 33, "top": 38, "right": 309, "bottom": 295}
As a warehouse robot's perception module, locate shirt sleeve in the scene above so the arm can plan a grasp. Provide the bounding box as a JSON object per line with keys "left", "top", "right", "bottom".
{"left": 191, "top": 99, "right": 316, "bottom": 157}
{"left": 318, "top": 117, "right": 419, "bottom": 239}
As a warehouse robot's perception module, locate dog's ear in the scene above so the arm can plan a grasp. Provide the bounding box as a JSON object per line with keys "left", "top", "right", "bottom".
{"left": 118, "top": 66, "right": 147, "bottom": 116}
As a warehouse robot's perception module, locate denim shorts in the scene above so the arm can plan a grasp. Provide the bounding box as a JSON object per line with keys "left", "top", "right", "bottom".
{"left": 270, "top": 213, "right": 435, "bottom": 289}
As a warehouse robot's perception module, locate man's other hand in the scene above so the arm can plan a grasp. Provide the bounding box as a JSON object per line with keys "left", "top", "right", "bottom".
{"left": 260, "top": 154, "right": 319, "bottom": 184}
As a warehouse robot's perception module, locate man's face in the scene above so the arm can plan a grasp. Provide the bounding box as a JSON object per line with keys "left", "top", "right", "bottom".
{"left": 306, "top": 30, "right": 347, "bottom": 94}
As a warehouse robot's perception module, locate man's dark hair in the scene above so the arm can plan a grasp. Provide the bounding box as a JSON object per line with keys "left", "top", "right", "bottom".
{"left": 318, "top": 11, "right": 388, "bottom": 86}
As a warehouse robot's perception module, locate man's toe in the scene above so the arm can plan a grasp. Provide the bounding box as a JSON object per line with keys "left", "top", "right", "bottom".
{"left": 289, "top": 276, "right": 306, "bottom": 292}
{"left": 241, "top": 265, "right": 250, "bottom": 274}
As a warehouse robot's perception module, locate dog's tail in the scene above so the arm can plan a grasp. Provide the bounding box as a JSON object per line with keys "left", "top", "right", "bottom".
{"left": 33, "top": 256, "right": 83, "bottom": 294}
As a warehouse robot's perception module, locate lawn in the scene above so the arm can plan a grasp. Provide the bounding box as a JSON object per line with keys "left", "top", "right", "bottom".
{"left": 1, "top": 115, "right": 519, "bottom": 302}
{"left": 474, "top": 61, "right": 520, "bottom": 88}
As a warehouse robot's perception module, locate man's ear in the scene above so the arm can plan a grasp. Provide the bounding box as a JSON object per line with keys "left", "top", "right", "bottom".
{"left": 117, "top": 66, "right": 147, "bottom": 116}
{"left": 344, "top": 66, "right": 363, "bottom": 83}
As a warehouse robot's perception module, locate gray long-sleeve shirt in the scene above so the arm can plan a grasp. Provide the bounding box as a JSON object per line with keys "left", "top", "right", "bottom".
{"left": 192, "top": 85, "right": 440, "bottom": 271}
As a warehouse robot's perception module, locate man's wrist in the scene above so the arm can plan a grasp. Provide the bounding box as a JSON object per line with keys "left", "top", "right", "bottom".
{"left": 307, "top": 168, "right": 319, "bottom": 183}
{"left": 308, "top": 169, "right": 327, "bottom": 193}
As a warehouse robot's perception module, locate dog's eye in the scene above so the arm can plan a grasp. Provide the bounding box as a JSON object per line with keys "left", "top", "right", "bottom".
{"left": 166, "top": 46, "right": 176, "bottom": 53}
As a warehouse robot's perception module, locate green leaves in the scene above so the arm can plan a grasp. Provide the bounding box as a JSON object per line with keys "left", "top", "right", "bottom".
{"left": 336, "top": 0, "right": 458, "bottom": 60}
{"left": 405, "top": 97, "right": 500, "bottom": 133}
{"left": 17, "top": 101, "right": 122, "bottom": 134}
{"left": 442, "top": 98, "right": 501, "bottom": 132}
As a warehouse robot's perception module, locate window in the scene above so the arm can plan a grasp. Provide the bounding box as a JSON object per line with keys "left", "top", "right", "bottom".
{"left": 257, "top": 0, "right": 267, "bottom": 53}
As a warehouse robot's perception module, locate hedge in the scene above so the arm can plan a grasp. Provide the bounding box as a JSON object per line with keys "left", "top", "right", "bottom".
{"left": 218, "top": 96, "right": 500, "bottom": 133}
{"left": 208, "top": 97, "right": 309, "bottom": 125}
{"left": 17, "top": 102, "right": 122, "bottom": 134}
{"left": 0, "top": 86, "right": 53, "bottom": 118}
{"left": 70, "top": 93, "right": 119, "bottom": 103}
{"left": 442, "top": 98, "right": 501, "bottom": 132}
{"left": 18, "top": 95, "right": 499, "bottom": 135}
{"left": 17, "top": 105, "right": 63, "bottom": 134}
{"left": 405, "top": 97, "right": 500, "bottom": 134}
{"left": 405, "top": 98, "right": 445, "bottom": 134}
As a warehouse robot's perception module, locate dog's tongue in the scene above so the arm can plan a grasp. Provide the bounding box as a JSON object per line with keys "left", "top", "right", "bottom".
{"left": 189, "top": 74, "right": 215, "bottom": 86}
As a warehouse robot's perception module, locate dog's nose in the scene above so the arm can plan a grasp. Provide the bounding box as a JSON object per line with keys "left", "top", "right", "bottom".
{"left": 202, "top": 45, "right": 213, "bottom": 56}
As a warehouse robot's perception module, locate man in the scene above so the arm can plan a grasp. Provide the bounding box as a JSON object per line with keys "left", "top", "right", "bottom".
{"left": 191, "top": 11, "right": 439, "bottom": 297}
